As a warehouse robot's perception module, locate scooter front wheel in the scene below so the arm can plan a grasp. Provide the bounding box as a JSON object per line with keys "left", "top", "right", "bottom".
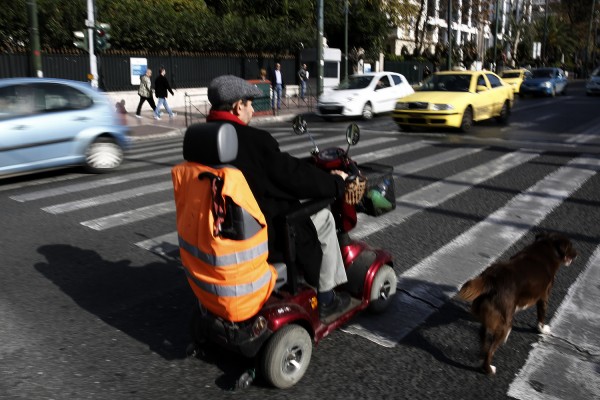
{"left": 261, "top": 324, "right": 312, "bottom": 389}
{"left": 368, "top": 264, "right": 397, "bottom": 313}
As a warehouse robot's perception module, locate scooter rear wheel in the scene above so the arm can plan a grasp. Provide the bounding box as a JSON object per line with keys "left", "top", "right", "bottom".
{"left": 368, "top": 264, "right": 397, "bottom": 313}
{"left": 261, "top": 324, "right": 312, "bottom": 389}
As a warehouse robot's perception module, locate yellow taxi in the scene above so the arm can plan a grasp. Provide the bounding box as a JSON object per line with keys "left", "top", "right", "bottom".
{"left": 393, "top": 70, "right": 514, "bottom": 133}
{"left": 500, "top": 68, "right": 531, "bottom": 93}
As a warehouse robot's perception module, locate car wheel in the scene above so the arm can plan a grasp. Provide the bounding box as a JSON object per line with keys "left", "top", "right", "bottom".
{"left": 459, "top": 106, "right": 473, "bottom": 133}
{"left": 495, "top": 101, "right": 510, "bottom": 125}
{"left": 85, "top": 136, "right": 123, "bottom": 173}
{"left": 368, "top": 264, "right": 397, "bottom": 314}
{"left": 261, "top": 324, "right": 312, "bottom": 389}
{"left": 362, "top": 102, "right": 373, "bottom": 120}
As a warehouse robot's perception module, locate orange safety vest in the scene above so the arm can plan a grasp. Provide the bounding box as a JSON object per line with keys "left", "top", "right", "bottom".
{"left": 172, "top": 161, "right": 277, "bottom": 322}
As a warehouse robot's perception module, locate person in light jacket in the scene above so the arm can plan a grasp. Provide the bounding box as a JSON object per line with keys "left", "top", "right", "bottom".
{"left": 135, "top": 69, "right": 156, "bottom": 118}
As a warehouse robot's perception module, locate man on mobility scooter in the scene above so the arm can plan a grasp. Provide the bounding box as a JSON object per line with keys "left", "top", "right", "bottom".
{"left": 172, "top": 75, "right": 396, "bottom": 389}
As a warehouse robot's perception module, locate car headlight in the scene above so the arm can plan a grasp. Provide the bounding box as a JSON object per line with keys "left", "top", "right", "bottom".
{"left": 395, "top": 102, "right": 408, "bottom": 110}
{"left": 430, "top": 104, "right": 454, "bottom": 111}
{"left": 542, "top": 82, "right": 552, "bottom": 88}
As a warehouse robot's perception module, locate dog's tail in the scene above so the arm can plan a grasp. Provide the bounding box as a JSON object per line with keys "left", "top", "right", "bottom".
{"left": 458, "top": 276, "right": 487, "bottom": 302}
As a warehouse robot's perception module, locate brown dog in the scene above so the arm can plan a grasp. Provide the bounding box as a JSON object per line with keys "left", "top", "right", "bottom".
{"left": 458, "top": 232, "right": 577, "bottom": 375}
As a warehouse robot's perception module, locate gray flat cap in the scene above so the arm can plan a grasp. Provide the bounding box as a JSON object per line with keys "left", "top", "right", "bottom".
{"left": 208, "top": 75, "right": 263, "bottom": 107}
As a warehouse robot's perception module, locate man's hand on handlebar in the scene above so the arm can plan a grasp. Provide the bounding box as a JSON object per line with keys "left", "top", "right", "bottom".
{"left": 331, "top": 169, "right": 349, "bottom": 181}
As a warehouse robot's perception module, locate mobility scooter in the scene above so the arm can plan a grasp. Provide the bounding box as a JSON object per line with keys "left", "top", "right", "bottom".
{"left": 172, "top": 118, "right": 397, "bottom": 389}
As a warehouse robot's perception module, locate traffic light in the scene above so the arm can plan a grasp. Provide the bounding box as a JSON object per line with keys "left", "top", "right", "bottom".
{"left": 94, "top": 23, "right": 111, "bottom": 52}
{"left": 73, "top": 30, "right": 89, "bottom": 52}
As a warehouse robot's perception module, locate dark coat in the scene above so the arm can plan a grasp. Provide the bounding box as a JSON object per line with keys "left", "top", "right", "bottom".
{"left": 269, "top": 68, "right": 285, "bottom": 90}
{"left": 154, "top": 75, "right": 174, "bottom": 98}
{"left": 226, "top": 121, "right": 345, "bottom": 287}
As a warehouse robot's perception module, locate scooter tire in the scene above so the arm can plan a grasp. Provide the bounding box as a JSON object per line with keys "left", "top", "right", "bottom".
{"left": 260, "top": 324, "right": 312, "bottom": 389}
{"left": 368, "top": 264, "right": 397, "bottom": 313}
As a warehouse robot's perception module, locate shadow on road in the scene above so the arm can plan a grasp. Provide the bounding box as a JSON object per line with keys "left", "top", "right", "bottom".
{"left": 34, "top": 244, "right": 252, "bottom": 390}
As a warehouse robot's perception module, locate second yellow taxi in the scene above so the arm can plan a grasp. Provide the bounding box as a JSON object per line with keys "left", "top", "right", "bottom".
{"left": 393, "top": 70, "right": 514, "bottom": 133}
{"left": 500, "top": 68, "right": 531, "bottom": 93}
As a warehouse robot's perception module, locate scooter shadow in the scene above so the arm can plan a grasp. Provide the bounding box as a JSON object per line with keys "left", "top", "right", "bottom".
{"left": 34, "top": 244, "right": 251, "bottom": 390}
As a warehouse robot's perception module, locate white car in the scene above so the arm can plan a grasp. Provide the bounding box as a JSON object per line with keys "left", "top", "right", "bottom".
{"left": 317, "top": 72, "right": 414, "bottom": 120}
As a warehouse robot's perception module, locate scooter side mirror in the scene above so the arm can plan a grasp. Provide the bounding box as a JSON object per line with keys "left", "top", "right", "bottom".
{"left": 346, "top": 123, "right": 360, "bottom": 146}
{"left": 292, "top": 116, "right": 307, "bottom": 135}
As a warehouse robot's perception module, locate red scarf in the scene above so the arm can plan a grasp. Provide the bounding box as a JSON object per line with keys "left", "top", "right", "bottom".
{"left": 206, "top": 110, "right": 246, "bottom": 125}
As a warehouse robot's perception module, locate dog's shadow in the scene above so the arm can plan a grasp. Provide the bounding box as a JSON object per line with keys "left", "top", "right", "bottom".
{"left": 34, "top": 244, "right": 256, "bottom": 390}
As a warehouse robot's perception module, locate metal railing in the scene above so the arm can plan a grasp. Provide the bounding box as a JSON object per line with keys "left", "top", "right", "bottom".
{"left": 184, "top": 92, "right": 209, "bottom": 127}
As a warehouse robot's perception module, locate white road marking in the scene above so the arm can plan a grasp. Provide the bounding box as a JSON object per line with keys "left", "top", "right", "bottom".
{"left": 343, "top": 156, "right": 600, "bottom": 347}
{"left": 42, "top": 181, "right": 173, "bottom": 214}
{"left": 80, "top": 201, "right": 175, "bottom": 230}
{"left": 352, "top": 141, "right": 430, "bottom": 164}
{"left": 136, "top": 232, "right": 179, "bottom": 255}
{"left": 10, "top": 168, "right": 171, "bottom": 202}
{"left": 352, "top": 150, "right": 540, "bottom": 238}
{"left": 507, "top": 245, "right": 600, "bottom": 399}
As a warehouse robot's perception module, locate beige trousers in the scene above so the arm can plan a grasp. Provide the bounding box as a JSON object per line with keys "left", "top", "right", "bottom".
{"left": 310, "top": 208, "right": 348, "bottom": 291}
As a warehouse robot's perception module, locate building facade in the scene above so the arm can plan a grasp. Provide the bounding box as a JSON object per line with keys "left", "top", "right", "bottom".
{"left": 388, "top": 0, "right": 551, "bottom": 68}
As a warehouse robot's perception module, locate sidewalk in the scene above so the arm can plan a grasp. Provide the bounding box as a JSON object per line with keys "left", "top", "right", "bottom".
{"left": 125, "top": 96, "right": 316, "bottom": 141}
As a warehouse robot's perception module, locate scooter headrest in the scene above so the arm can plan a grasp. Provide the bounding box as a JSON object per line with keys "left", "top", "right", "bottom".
{"left": 183, "top": 122, "right": 238, "bottom": 165}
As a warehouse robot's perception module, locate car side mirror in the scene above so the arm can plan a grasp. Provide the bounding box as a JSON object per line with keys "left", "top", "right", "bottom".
{"left": 476, "top": 85, "right": 489, "bottom": 92}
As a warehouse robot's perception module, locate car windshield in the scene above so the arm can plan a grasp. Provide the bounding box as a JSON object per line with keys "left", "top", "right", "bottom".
{"left": 336, "top": 75, "right": 373, "bottom": 90}
{"left": 532, "top": 69, "right": 554, "bottom": 78}
{"left": 501, "top": 72, "right": 521, "bottom": 78}
{"left": 419, "top": 74, "right": 471, "bottom": 92}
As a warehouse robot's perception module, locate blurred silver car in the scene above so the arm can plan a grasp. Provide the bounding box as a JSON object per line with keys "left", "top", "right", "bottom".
{"left": 586, "top": 67, "right": 600, "bottom": 96}
{"left": 0, "top": 78, "right": 129, "bottom": 179}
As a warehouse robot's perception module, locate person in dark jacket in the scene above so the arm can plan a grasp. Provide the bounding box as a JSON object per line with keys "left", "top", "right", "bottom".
{"left": 154, "top": 67, "right": 176, "bottom": 120}
{"left": 205, "top": 75, "right": 351, "bottom": 319}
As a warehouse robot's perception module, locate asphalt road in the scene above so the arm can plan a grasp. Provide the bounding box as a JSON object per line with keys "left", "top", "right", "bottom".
{"left": 1, "top": 80, "right": 599, "bottom": 400}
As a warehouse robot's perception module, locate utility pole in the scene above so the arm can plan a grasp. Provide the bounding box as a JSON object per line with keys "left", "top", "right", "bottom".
{"left": 586, "top": 0, "right": 597, "bottom": 78}
{"left": 344, "top": 0, "right": 348, "bottom": 80}
{"left": 317, "top": 0, "right": 324, "bottom": 96}
{"left": 86, "top": 0, "right": 99, "bottom": 87}
{"left": 493, "top": 0, "right": 499, "bottom": 72}
{"left": 26, "top": 0, "right": 43, "bottom": 77}
{"left": 542, "top": 0, "right": 548, "bottom": 66}
{"left": 447, "top": 0, "right": 452, "bottom": 70}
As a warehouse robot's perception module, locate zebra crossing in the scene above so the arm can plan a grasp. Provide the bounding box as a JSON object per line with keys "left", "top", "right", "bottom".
{"left": 5, "top": 127, "right": 600, "bottom": 398}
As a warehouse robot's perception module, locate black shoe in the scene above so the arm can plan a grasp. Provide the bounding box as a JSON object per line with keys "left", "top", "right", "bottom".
{"left": 319, "top": 292, "right": 351, "bottom": 319}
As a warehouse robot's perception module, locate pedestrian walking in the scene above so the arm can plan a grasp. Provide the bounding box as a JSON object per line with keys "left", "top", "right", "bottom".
{"left": 154, "top": 67, "right": 176, "bottom": 120}
{"left": 298, "top": 63, "right": 309, "bottom": 100}
{"left": 135, "top": 69, "right": 156, "bottom": 118}
{"left": 270, "top": 63, "right": 285, "bottom": 115}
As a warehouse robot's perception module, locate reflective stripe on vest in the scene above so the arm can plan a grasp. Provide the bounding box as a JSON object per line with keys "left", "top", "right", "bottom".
{"left": 183, "top": 265, "right": 273, "bottom": 297}
{"left": 178, "top": 234, "right": 269, "bottom": 267}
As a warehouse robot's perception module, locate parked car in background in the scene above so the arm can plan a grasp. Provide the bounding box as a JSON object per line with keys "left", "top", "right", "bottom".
{"left": 500, "top": 68, "right": 531, "bottom": 93}
{"left": 317, "top": 72, "right": 414, "bottom": 120}
{"left": 0, "top": 78, "right": 129, "bottom": 179}
{"left": 519, "top": 67, "right": 568, "bottom": 97}
{"left": 586, "top": 67, "right": 600, "bottom": 96}
{"left": 393, "top": 70, "right": 514, "bottom": 133}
